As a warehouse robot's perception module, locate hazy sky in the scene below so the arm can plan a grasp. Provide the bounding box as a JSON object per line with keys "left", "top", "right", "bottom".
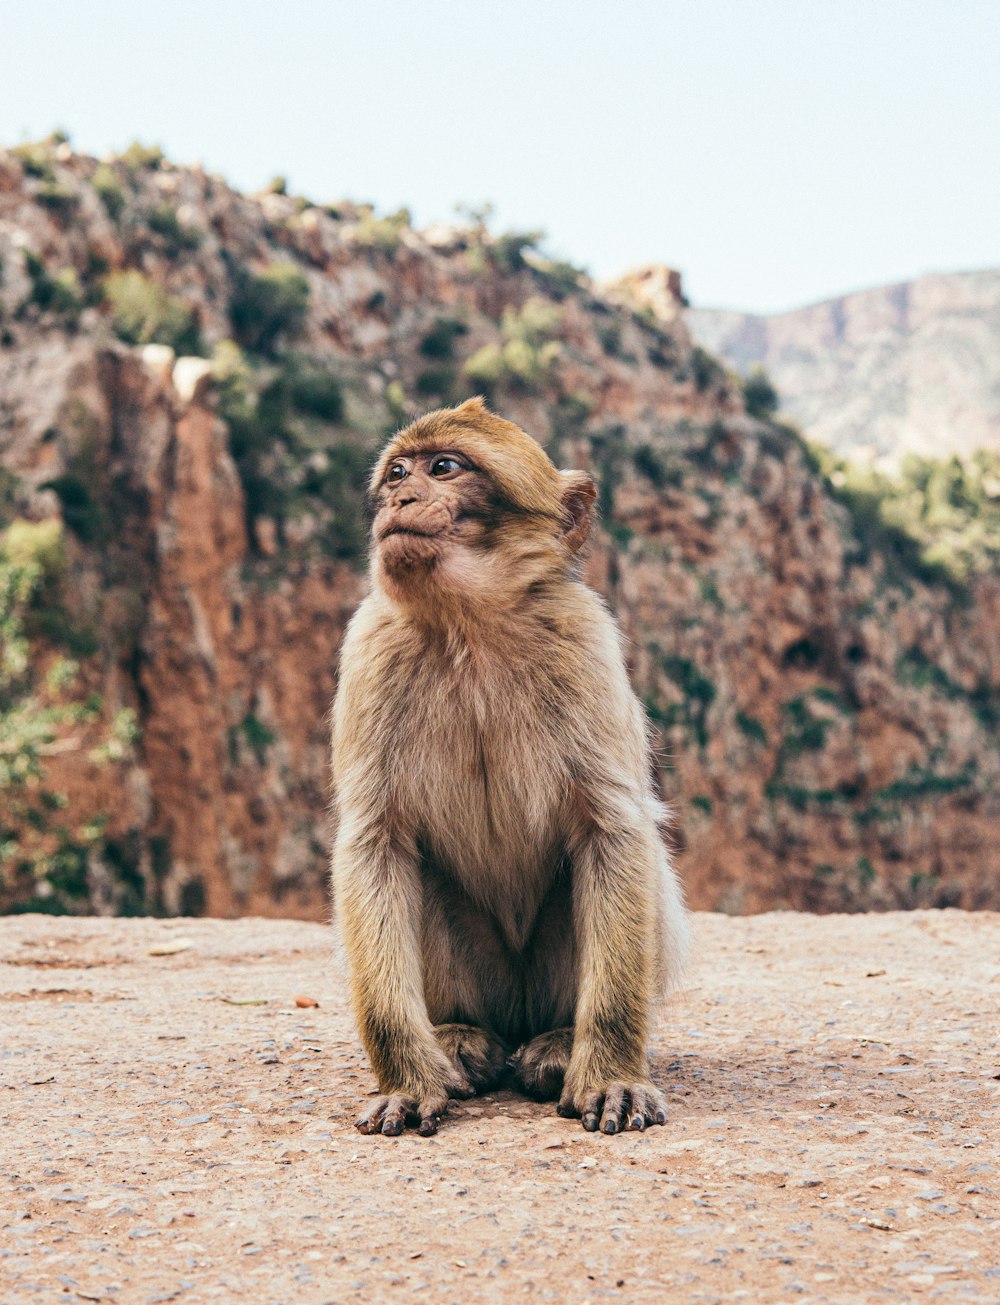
{"left": 1, "top": 0, "right": 997, "bottom": 313}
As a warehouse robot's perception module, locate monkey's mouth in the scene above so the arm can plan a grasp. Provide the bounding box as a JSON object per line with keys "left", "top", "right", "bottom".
{"left": 380, "top": 524, "right": 444, "bottom": 540}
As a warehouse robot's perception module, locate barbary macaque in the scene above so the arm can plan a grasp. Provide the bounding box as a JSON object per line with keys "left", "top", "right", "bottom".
{"left": 331, "top": 397, "right": 687, "bottom": 1136}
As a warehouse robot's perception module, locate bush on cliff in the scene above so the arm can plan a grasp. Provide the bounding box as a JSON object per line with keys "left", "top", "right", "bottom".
{"left": 229, "top": 263, "right": 310, "bottom": 355}
{"left": 742, "top": 366, "right": 779, "bottom": 419}
{"left": 0, "top": 520, "right": 114, "bottom": 913}
{"left": 104, "top": 271, "right": 201, "bottom": 354}
{"left": 817, "top": 446, "right": 1000, "bottom": 582}
{"left": 464, "top": 298, "right": 561, "bottom": 393}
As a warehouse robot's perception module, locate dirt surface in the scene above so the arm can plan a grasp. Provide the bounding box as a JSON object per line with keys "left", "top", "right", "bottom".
{"left": 1, "top": 911, "right": 998, "bottom": 1303}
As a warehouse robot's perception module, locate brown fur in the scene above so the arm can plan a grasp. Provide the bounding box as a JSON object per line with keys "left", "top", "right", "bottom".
{"left": 331, "top": 397, "right": 688, "bottom": 1136}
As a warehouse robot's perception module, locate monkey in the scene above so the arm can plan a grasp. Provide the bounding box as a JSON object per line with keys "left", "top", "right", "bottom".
{"left": 330, "top": 396, "right": 687, "bottom": 1137}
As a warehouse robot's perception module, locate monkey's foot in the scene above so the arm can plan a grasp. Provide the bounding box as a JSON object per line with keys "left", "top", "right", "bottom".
{"left": 557, "top": 1080, "right": 668, "bottom": 1134}
{"left": 509, "top": 1027, "right": 573, "bottom": 1100}
{"left": 356, "top": 1090, "right": 449, "bottom": 1138}
{"left": 433, "top": 1023, "right": 507, "bottom": 1096}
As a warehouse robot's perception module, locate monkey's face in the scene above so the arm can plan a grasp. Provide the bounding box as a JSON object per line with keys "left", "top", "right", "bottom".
{"left": 368, "top": 401, "right": 598, "bottom": 613}
{"left": 372, "top": 449, "right": 495, "bottom": 586}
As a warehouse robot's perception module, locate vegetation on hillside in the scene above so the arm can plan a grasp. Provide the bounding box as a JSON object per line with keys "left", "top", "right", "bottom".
{"left": 0, "top": 520, "right": 138, "bottom": 913}
{"left": 813, "top": 443, "right": 1000, "bottom": 582}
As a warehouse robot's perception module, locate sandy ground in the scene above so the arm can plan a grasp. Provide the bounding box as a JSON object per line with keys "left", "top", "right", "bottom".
{"left": 1, "top": 910, "right": 997, "bottom": 1304}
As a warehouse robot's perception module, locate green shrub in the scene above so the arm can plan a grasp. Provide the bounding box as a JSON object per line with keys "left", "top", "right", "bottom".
{"left": 35, "top": 180, "right": 78, "bottom": 214}
{"left": 119, "top": 141, "right": 163, "bottom": 171}
{"left": 92, "top": 163, "right": 126, "bottom": 220}
{"left": 531, "top": 257, "right": 587, "bottom": 297}
{"left": 736, "top": 712, "right": 768, "bottom": 744}
{"left": 241, "top": 712, "right": 274, "bottom": 763}
{"left": 742, "top": 366, "right": 779, "bottom": 419}
{"left": 691, "top": 346, "right": 723, "bottom": 392}
{"left": 599, "top": 322, "right": 623, "bottom": 357}
{"left": 313, "top": 443, "right": 376, "bottom": 562}
{"left": 40, "top": 473, "right": 105, "bottom": 545}
{"left": 12, "top": 140, "right": 56, "bottom": 179}
{"left": 464, "top": 298, "right": 561, "bottom": 393}
{"left": 21, "top": 253, "right": 82, "bottom": 322}
{"left": 415, "top": 365, "right": 457, "bottom": 396}
{"left": 353, "top": 208, "right": 410, "bottom": 251}
{"left": 782, "top": 697, "right": 831, "bottom": 752}
{"left": 419, "top": 317, "right": 468, "bottom": 360}
{"left": 632, "top": 444, "right": 681, "bottom": 488}
{"left": 488, "top": 230, "right": 543, "bottom": 273}
{"left": 1, "top": 519, "right": 65, "bottom": 575}
{"left": 813, "top": 445, "right": 1000, "bottom": 585}
{"left": 230, "top": 262, "right": 310, "bottom": 354}
{"left": 215, "top": 350, "right": 371, "bottom": 562}
{"left": 660, "top": 654, "right": 716, "bottom": 747}
{"left": 288, "top": 367, "right": 345, "bottom": 422}
{"left": 104, "top": 270, "right": 201, "bottom": 353}
{"left": 147, "top": 205, "right": 201, "bottom": 252}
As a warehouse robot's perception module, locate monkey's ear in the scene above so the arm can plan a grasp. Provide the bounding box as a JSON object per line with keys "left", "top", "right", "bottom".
{"left": 559, "top": 470, "right": 597, "bottom": 554}
{"left": 453, "top": 395, "right": 490, "bottom": 419}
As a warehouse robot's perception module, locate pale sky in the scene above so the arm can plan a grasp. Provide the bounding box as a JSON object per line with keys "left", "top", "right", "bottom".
{"left": 1, "top": 0, "right": 997, "bottom": 314}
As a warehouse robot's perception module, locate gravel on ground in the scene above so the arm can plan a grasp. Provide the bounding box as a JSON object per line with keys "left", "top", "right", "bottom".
{"left": 1, "top": 910, "right": 998, "bottom": 1303}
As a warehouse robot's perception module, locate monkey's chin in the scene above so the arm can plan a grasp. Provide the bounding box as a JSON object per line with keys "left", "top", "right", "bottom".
{"left": 376, "top": 531, "right": 444, "bottom": 578}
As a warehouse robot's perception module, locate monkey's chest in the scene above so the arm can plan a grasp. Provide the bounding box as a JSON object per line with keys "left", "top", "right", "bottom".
{"left": 397, "top": 687, "right": 569, "bottom": 939}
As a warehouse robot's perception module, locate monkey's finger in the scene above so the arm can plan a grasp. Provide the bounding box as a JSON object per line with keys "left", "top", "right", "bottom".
{"left": 380, "top": 1094, "right": 419, "bottom": 1137}
{"left": 556, "top": 1093, "right": 577, "bottom": 1118}
{"left": 628, "top": 1083, "right": 649, "bottom": 1130}
{"left": 632, "top": 1083, "right": 668, "bottom": 1128}
{"left": 447, "top": 1074, "right": 476, "bottom": 1100}
{"left": 417, "top": 1092, "right": 449, "bottom": 1137}
{"left": 600, "top": 1083, "right": 629, "bottom": 1135}
{"left": 579, "top": 1090, "right": 604, "bottom": 1132}
{"left": 356, "top": 1095, "right": 391, "bottom": 1135}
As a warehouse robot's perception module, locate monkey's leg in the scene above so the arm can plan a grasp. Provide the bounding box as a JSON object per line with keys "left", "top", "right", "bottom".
{"left": 558, "top": 813, "right": 669, "bottom": 1135}
{"left": 333, "top": 829, "right": 468, "bottom": 1138}
{"left": 509, "top": 1027, "right": 573, "bottom": 1100}
{"left": 434, "top": 1023, "right": 507, "bottom": 1096}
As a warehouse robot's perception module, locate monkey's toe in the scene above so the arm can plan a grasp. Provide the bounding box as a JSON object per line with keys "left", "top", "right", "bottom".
{"left": 434, "top": 1023, "right": 507, "bottom": 1095}
{"left": 558, "top": 1080, "right": 668, "bottom": 1134}
{"left": 510, "top": 1027, "right": 574, "bottom": 1100}
{"left": 356, "top": 1091, "right": 448, "bottom": 1138}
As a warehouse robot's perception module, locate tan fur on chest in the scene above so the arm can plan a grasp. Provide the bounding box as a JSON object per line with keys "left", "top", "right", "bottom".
{"left": 393, "top": 637, "right": 570, "bottom": 946}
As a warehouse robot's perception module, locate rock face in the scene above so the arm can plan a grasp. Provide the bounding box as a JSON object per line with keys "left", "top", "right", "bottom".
{"left": 689, "top": 269, "right": 1000, "bottom": 463}
{"left": 1, "top": 141, "right": 999, "bottom": 918}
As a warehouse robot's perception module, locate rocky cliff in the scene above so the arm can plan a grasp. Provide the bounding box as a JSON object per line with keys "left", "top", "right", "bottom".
{"left": 688, "top": 268, "right": 1000, "bottom": 464}
{"left": 2, "top": 138, "right": 998, "bottom": 918}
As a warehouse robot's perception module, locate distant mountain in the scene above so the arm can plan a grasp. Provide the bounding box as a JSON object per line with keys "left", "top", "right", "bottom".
{"left": 689, "top": 269, "right": 1000, "bottom": 464}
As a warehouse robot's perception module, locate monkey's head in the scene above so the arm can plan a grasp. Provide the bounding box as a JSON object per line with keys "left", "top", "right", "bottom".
{"left": 369, "top": 397, "right": 596, "bottom": 612}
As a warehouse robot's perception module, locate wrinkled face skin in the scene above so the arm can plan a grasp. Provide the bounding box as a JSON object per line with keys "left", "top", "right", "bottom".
{"left": 372, "top": 448, "right": 497, "bottom": 583}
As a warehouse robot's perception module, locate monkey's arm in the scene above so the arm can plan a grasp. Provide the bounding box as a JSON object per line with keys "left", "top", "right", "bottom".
{"left": 561, "top": 781, "right": 669, "bottom": 1133}
{"left": 557, "top": 614, "right": 674, "bottom": 1133}
{"left": 332, "top": 812, "right": 462, "bottom": 1135}
{"left": 331, "top": 614, "right": 463, "bottom": 1136}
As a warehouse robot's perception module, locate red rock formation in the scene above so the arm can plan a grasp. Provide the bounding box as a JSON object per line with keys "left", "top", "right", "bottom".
{"left": 1, "top": 142, "right": 997, "bottom": 917}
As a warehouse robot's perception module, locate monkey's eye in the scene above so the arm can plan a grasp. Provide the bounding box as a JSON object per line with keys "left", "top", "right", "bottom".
{"left": 429, "top": 455, "right": 464, "bottom": 477}
{"left": 386, "top": 462, "right": 408, "bottom": 485}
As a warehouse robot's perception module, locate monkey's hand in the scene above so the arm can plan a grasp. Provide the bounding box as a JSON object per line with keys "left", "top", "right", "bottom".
{"left": 355, "top": 1056, "right": 474, "bottom": 1138}
{"left": 356, "top": 1089, "right": 451, "bottom": 1138}
{"left": 556, "top": 1079, "right": 668, "bottom": 1135}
